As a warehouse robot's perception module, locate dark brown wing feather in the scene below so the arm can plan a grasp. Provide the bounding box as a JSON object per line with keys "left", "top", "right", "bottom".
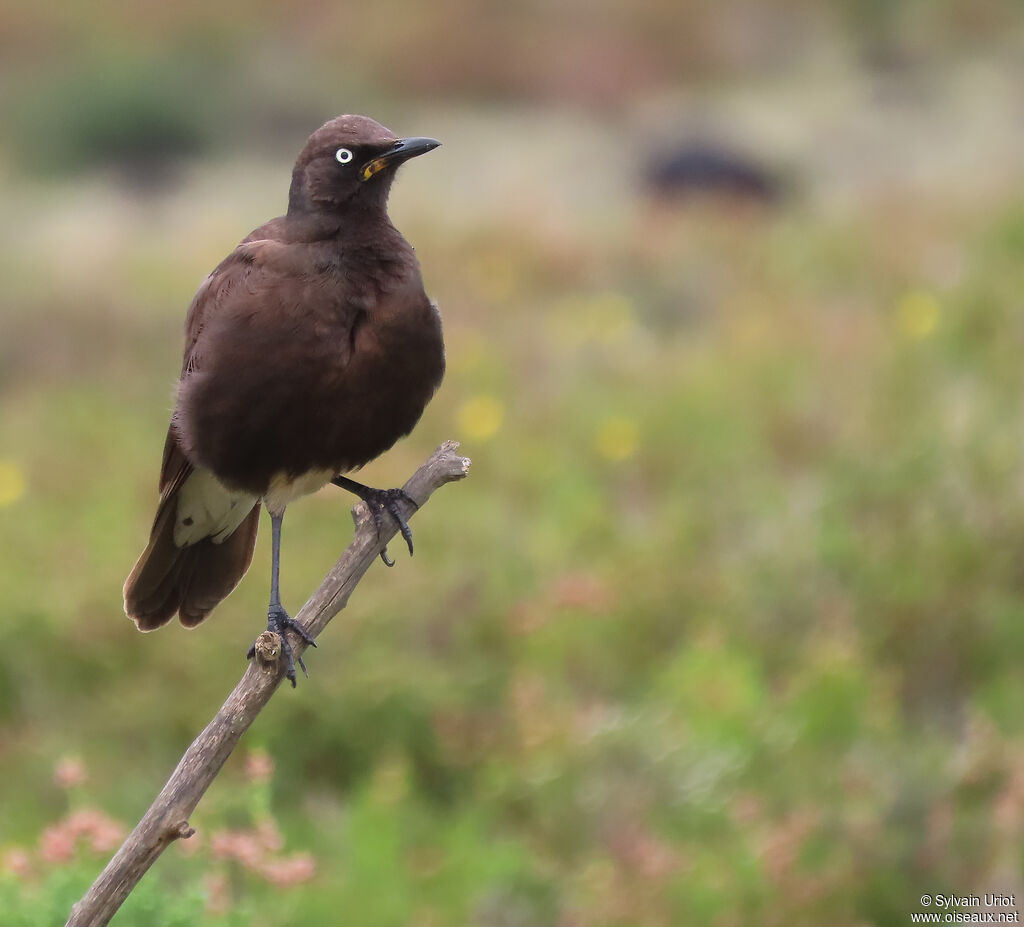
{"left": 177, "top": 503, "right": 260, "bottom": 626}
{"left": 123, "top": 423, "right": 261, "bottom": 629}
{"left": 123, "top": 494, "right": 259, "bottom": 630}
{"left": 123, "top": 252, "right": 270, "bottom": 630}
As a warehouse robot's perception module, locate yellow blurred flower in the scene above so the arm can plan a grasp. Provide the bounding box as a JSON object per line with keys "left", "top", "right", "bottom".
{"left": 0, "top": 459, "right": 26, "bottom": 507}
{"left": 589, "top": 291, "right": 635, "bottom": 344}
{"left": 470, "top": 252, "right": 517, "bottom": 302}
{"left": 457, "top": 395, "right": 504, "bottom": 442}
{"left": 895, "top": 289, "right": 940, "bottom": 339}
{"left": 594, "top": 417, "right": 639, "bottom": 462}
{"left": 448, "top": 331, "right": 487, "bottom": 374}
{"left": 370, "top": 757, "right": 409, "bottom": 806}
{"left": 549, "top": 291, "right": 636, "bottom": 347}
{"left": 578, "top": 857, "right": 616, "bottom": 896}
{"left": 732, "top": 309, "right": 771, "bottom": 346}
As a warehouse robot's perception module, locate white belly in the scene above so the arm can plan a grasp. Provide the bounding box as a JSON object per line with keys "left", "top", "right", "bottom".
{"left": 264, "top": 468, "right": 336, "bottom": 516}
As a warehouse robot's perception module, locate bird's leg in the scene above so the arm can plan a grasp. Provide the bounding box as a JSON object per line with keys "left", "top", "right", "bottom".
{"left": 332, "top": 475, "right": 418, "bottom": 566}
{"left": 246, "top": 510, "right": 316, "bottom": 687}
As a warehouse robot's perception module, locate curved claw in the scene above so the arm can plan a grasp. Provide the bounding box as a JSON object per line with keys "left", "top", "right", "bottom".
{"left": 355, "top": 486, "right": 417, "bottom": 558}
{"left": 332, "top": 476, "right": 420, "bottom": 561}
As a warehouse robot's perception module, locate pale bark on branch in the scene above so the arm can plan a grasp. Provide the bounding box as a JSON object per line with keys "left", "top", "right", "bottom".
{"left": 66, "top": 440, "right": 471, "bottom": 927}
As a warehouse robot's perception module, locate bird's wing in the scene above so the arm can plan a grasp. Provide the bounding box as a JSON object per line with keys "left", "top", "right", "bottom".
{"left": 180, "top": 245, "right": 257, "bottom": 381}
{"left": 156, "top": 242, "right": 272, "bottom": 499}
{"left": 180, "top": 236, "right": 358, "bottom": 380}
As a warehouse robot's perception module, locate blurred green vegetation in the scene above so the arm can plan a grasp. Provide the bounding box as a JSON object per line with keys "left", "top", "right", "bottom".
{"left": 3, "top": 1, "right": 1024, "bottom": 925}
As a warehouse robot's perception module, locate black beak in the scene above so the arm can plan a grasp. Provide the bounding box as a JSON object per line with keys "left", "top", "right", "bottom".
{"left": 360, "top": 137, "right": 441, "bottom": 182}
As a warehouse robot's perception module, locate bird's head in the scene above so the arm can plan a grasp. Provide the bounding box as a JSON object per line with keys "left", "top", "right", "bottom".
{"left": 288, "top": 115, "right": 440, "bottom": 216}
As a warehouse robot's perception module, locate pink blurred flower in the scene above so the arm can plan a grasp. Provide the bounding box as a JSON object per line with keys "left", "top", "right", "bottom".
{"left": 39, "top": 825, "right": 75, "bottom": 864}
{"left": 210, "top": 830, "right": 265, "bottom": 871}
{"left": 210, "top": 822, "right": 314, "bottom": 887}
{"left": 551, "top": 571, "right": 616, "bottom": 613}
{"left": 53, "top": 756, "right": 88, "bottom": 790}
{"left": 203, "top": 872, "right": 232, "bottom": 915}
{"left": 730, "top": 792, "right": 763, "bottom": 827}
{"left": 605, "top": 822, "right": 684, "bottom": 880}
{"left": 2, "top": 847, "right": 32, "bottom": 878}
{"left": 255, "top": 819, "right": 283, "bottom": 853}
{"left": 260, "top": 851, "right": 316, "bottom": 886}
{"left": 70, "top": 808, "right": 126, "bottom": 853}
{"left": 756, "top": 808, "right": 820, "bottom": 882}
{"left": 38, "top": 808, "right": 125, "bottom": 863}
{"left": 244, "top": 750, "right": 274, "bottom": 783}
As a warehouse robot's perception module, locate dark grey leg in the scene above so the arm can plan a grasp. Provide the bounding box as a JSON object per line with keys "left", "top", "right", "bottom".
{"left": 246, "top": 510, "right": 316, "bottom": 687}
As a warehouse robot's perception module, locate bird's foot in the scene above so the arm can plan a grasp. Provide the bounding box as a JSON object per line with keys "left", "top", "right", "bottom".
{"left": 333, "top": 478, "right": 418, "bottom": 566}
{"left": 247, "top": 604, "right": 317, "bottom": 688}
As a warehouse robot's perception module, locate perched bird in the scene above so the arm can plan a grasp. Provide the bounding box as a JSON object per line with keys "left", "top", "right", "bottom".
{"left": 123, "top": 115, "right": 445, "bottom": 684}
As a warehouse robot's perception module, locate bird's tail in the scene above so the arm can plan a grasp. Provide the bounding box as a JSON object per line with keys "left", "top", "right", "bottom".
{"left": 123, "top": 494, "right": 260, "bottom": 630}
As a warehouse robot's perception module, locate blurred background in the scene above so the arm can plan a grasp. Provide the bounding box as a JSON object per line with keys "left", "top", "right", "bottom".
{"left": 2, "top": 2, "right": 1024, "bottom": 925}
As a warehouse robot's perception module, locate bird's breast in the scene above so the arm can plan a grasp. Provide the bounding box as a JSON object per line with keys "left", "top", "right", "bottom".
{"left": 178, "top": 283, "right": 443, "bottom": 498}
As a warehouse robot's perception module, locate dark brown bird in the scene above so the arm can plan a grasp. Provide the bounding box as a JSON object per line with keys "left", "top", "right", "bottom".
{"left": 123, "top": 115, "right": 445, "bottom": 684}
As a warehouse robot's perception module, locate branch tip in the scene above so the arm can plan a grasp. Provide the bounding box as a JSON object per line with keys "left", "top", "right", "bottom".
{"left": 173, "top": 822, "right": 195, "bottom": 840}
{"left": 253, "top": 630, "right": 281, "bottom": 665}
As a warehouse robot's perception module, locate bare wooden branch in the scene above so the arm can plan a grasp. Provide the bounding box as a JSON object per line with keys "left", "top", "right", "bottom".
{"left": 66, "top": 441, "right": 471, "bottom": 927}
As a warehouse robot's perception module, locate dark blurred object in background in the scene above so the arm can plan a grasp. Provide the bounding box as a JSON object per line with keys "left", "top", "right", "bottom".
{"left": 10, "top": 54, "right": 222, "bottom": 189}
{"left": 642, "top": 141, "right": 784, "bottom": 206}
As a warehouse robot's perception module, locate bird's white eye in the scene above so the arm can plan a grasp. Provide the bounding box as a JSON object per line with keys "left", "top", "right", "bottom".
{"left": 335, "top": 148, "right": 354, "bottom": 164}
